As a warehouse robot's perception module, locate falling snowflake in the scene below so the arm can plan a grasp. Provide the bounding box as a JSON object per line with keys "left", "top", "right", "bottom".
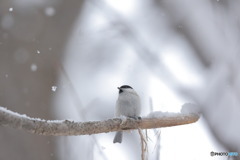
{"left": 30, "top": 64, "right": 37, "bottom": 72}
{"left": 45, "top": 7, "right": 56, "bottom": 17}
{"left": 51, "top": 86, "right": 57, "bottom": 92}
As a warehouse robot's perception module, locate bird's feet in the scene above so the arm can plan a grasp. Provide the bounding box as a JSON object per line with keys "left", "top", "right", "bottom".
{"left": 128, "top": 116, "right": 141, "bottom": 120}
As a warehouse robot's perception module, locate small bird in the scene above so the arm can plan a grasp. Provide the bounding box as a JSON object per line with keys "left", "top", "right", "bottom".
{"left": 113, "top": 85, "right": 141, "bottom": 143}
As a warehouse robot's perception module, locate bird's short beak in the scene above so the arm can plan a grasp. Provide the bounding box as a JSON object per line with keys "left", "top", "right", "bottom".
{"left": 117, "top": 87, "right": 120, "bottom": 90}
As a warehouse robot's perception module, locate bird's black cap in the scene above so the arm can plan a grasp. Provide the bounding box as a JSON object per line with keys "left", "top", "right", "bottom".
{"left": 119, "top": 85, "right": 133, "bottom": 89}
{"left": 118, "top": 85, "right": 133, "bottom": 94}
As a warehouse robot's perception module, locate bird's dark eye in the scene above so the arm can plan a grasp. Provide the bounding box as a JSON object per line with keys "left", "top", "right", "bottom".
{"left": 119, "top": 89, "right": 123, "bottom": 94}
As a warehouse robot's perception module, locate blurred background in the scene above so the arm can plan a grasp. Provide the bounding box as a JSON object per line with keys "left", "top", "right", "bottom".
{"left": 1, "top": 0, "right": 240, "bottom": 160}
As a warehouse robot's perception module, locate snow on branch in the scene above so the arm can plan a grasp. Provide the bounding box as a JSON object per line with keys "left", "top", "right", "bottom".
{"left": 0, "top": 105, "right": 200, "bottom": 136}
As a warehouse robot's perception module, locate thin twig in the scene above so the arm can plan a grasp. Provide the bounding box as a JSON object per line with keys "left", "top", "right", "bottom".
{"left": 138, "top": 128, "right": 148, "bottom": 160}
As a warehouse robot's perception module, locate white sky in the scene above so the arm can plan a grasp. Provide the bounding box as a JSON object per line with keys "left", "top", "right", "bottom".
{"left": 56, "top": 1, "right": 227, "bottom": 160}
{"left": 81, "top": 1, "right": 223, "bottom": 160}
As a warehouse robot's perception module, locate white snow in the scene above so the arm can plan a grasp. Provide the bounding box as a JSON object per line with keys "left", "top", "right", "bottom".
{"left": 147, "top": 111, "right": 181, "bottom": 118}
{"left": 0, "top": 106, "right": 48, "bottom": 122}
{"left": 0, "top": 106, "right": 28, "bottom": 118}
{"left": 147, "top": 103, "right": 200, "bottom": 118}
{"left": 181, "top": 103, "right": 200, "bottom": 114}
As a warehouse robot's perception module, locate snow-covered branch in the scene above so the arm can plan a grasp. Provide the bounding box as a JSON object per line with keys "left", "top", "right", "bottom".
{"left": 0, "top": 106, "right": 200, "bottom": 136}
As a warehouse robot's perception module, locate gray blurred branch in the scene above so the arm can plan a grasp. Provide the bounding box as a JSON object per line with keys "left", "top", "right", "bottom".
{"left": 0, "top": 106, "right": 199, "bottom": 136}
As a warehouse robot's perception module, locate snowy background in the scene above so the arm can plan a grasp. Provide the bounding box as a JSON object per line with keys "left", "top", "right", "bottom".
{"left": 0, "top": 0, "right": 240, "bottom": 160}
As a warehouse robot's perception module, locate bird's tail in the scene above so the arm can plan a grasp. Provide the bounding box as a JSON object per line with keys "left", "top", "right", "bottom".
{"left": 113, "top": 131, "right": 123, "bottom": 143}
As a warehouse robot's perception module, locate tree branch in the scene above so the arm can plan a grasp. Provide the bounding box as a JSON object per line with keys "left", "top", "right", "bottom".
{"left": 0, "top": 106, "right": 200, "bottom": 136}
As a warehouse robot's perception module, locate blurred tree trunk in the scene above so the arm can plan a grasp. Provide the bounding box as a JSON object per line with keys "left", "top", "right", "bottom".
{"left": 0, "top": 1, "right": 83, "bottom": 160}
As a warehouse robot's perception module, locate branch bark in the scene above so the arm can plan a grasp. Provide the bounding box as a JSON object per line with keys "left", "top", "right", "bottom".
{"left": 0, "top": 106, "right": 200, "bottom": 136}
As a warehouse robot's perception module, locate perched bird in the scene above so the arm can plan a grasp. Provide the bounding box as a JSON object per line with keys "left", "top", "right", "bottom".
{"left": 113, "top": 85, "right": 141, "bottom": 143}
